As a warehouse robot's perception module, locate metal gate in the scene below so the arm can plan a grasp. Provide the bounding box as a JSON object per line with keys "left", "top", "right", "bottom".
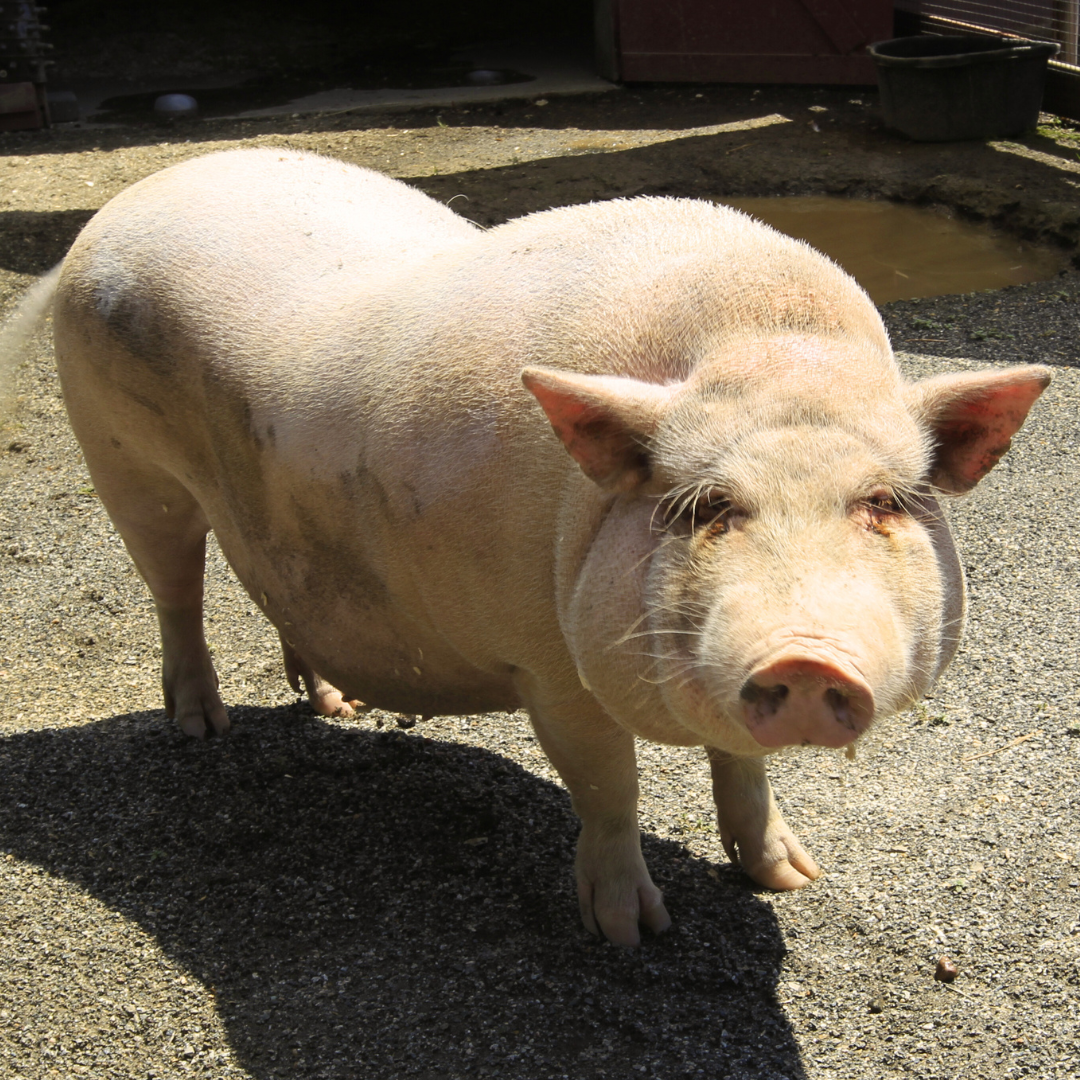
{"left": 918, "top": 1, "right": 1078, "bottom": 65}
{"left": 911, "top": 1, "right": 1080, "bottom": 119}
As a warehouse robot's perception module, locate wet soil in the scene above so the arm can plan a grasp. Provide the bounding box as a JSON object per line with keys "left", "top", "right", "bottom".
{"left": 716, "top": 196, "right": 1067, "bottom": 303}
{"left": 0, "top": 75, "right": 1079, "bottom": 1080}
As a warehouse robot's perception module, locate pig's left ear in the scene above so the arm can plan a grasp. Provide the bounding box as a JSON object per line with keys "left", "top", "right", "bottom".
{"left": 522, "top": 366, "right": 679, "bottom": 491}
{"left": 908, "top": 365, "right": 1052, "bottom": 494}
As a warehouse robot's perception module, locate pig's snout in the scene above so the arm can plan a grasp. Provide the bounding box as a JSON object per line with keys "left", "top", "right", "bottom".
{"left": 740, "top": 657, "right": 874, "bottom": 749}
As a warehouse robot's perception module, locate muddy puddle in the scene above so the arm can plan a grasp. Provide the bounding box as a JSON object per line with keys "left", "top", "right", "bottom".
{"left": 718, "top": 196, "right": 1067, "bottom": 304}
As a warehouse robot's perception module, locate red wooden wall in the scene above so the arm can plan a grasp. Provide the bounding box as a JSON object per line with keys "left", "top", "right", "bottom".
{"left": 596, "top": 0, "right": 895, "bottom": 84}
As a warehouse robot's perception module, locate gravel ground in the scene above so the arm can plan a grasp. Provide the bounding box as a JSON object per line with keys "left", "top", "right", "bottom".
{"left": 0, "top": 84, "right": 1079, "bottom": 1080}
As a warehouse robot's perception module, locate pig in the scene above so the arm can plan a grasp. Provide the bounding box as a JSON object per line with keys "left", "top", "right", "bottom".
{"left": 27, "top": 148, "right": 1048, "bottom": 946}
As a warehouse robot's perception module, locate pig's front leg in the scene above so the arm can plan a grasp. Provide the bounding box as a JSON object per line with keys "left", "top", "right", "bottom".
{"left": 518, "top": 676, "right": 670, "bottom": 947}
{"left": 707, "top": 750, "right": 820, "bottom": 890}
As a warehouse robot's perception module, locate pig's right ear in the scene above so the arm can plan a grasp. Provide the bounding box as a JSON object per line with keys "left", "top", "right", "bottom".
{"left": 522, "top": 366, "right": 678, "bottom": 492}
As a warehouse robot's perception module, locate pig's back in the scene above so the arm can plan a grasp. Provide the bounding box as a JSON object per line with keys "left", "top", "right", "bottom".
{"left": 59, "top": 148, "right": 481, "bottom": 369}
{"left": 362, "top": 194, "right": 896, "bottom": 439}
{"left": 482, "top": 197, "right": 890, "bottom": 382}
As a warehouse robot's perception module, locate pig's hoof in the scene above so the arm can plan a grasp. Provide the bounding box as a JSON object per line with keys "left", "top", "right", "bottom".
{"left": 744, "top": 855, "right": 820, "bottom": 891}
{"left": 575, "top": 841, "right": 671, "bottom": 947}
{"left": 580, "top": 882, "right": 671, "bottom": 948}
{"left": 309, "top": 685, "right": 364, "bottom": 718}
{"left": 168, "top": 690, "right": 230, "bottom": 739}
{"left": 279, "top": 635, "right": 363, "bottom": 718}
{"left": 723, "top": 827, "right": 821, "bottom": 891}
{"left": 163, "top": 654, "right": 231, "bottom": 739}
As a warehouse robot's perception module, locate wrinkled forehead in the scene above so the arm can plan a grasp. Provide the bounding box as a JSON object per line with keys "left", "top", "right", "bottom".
{"left": 728, "top": 425, "right": 919, "bottom": 490}
{"left": 652, "top": 333, "right": 928, "bottom": 482}
{"left": 691, "top": 332, "right": 898, "bottom": 391}
{"left": 653, "top": 396, "right": 929, "bottom": 496}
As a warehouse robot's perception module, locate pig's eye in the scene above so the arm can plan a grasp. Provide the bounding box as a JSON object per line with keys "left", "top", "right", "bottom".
{"left": 865, "top": 489, "right": 900, "bottom": 514}
{"left": 662, "top": 490, "right": 733, "bottom": 533}
{"left": 859, "top": 489, "right": 903, "bottom": 530}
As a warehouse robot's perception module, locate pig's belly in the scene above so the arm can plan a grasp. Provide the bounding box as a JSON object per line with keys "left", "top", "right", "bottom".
{"left": 214, "top": 528, "right": 523, "bottom": 718}
{"left": 306, "top": 622, "right": 523, "bottom": 717}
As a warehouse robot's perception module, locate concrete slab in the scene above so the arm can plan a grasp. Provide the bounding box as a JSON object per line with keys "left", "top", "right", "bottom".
{"left": 54, "top": 71, "right": 258, "bottom": 121}
{"left": 230, "top": 41, "right": 616, "bottom": 119}
{"left": 54, "top": 41, "right": 614, "bottom": 126}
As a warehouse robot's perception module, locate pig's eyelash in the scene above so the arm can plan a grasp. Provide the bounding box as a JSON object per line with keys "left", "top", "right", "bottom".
{"left": 855, "top": 484, "right": 918, "bottom": 518}
{"left": 861, "top": 491, "right": 901, "bottom": 517}
{"left": 654, "top": 484, "right": 733, "bottom": 533}
{"left": 650, "top": 483, "right": 703, "bottom": 531}
{"left": 867, "top": 490, "right": 899, "bottom": 510}
{"left": 870, "top": 476, "right": 926, "bottom": 508}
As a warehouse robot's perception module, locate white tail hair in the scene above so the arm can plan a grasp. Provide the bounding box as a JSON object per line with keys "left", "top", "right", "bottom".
{"left": 0, "top": 263, "right": 62, "bottom": 417}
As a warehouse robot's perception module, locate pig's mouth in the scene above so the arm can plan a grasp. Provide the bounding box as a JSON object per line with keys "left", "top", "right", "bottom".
{"left": 738, "top": 652, "right": 875, "bottom": 749}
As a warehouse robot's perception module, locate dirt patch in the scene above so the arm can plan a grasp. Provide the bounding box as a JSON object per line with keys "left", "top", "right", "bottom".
{"left": 0, "top": 79, "right": 1078, "bottom": 1080}
{"left": 3, "top": 83, "right": 1080, "bottom": 284}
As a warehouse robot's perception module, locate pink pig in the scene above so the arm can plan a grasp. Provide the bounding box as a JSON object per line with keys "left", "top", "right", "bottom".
{"left": 31, "top": 149, "right": 1048, "bottom": 945}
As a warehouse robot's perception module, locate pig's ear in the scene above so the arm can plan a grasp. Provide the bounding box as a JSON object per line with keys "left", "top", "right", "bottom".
{"left": 908, "top": 365, "right": 1051, "bottom": 494}
{"left": 522, "top": 366, "right": 678, "bottom": 491}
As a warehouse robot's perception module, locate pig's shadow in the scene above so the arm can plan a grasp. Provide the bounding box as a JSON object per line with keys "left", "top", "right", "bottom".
{"left": 0, "top": 708, "right": 808, "bottom": 1079}
{"left": 0, "top": 209, "right": 96, "bottom": 275}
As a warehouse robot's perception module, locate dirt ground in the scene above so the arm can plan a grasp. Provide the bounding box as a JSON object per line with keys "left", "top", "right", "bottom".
{"left": 0, "top": 79, "right": 1079, "bottom": 1080}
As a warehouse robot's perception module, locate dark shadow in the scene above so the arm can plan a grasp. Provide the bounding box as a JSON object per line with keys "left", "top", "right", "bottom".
{"left": 400, "top": 125, "right": 815, "bottom": 227}
{"left": 0, "top": 706, "right": 807, "bottom": 1079}
{"left": 0, "top": 210, "right": 96, "bottom": 275}
{"left": 92, "top": 46, "right": 536, "bottom": 124}
{"left": 3, "top": 104, "right": 1076, "bottom": 358}
{"left": 47, "top": 0, "right": 595, "bottom": 80}
{"left": 0, "top": 84, "right": 846, "bottom": 156}
{"left": 398, "top": 121, "right": 1080, "bottom": 241}
{"left": 3, "top": 113, "right": 1078, "bottom": 331}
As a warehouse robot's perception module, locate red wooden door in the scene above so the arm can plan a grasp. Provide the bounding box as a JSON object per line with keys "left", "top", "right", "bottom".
{"left": 597, "top": 0, "right": 894, "bottom": 83}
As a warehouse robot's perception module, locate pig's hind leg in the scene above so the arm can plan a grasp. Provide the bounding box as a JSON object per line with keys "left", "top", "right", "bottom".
{"left": 277, "top": 632, "right": 363, "bottom": 718}
{"left": 77, "top": 443, "right": 229, "bottom": 739}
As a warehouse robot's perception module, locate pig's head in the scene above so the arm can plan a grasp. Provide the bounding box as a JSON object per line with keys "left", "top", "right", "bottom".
{"left": 524, "top": 338, "right": 1050, "bottom": 756}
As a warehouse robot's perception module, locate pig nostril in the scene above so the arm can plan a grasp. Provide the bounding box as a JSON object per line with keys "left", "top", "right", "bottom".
{"left": 825, "top": 687, "right": 855, "bottom": 729}
{"left": 740, "top": 680, "right": 789, "bottom": 716}
{"left": 742, "top": 660, "right": 874, "bottom": 748}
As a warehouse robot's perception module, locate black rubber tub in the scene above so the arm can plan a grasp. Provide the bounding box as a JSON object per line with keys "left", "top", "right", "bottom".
{"left": 868, "top": 35, "right": 1060, "bottom": 141}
